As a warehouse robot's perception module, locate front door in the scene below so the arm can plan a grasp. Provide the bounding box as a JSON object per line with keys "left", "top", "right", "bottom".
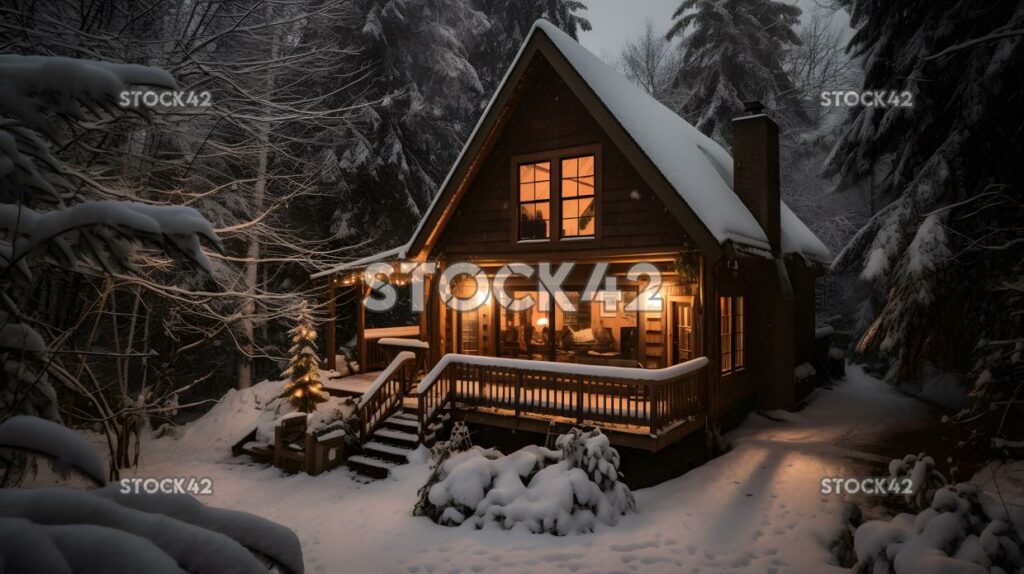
{"left": 671, "top": 301, "right": 694, "bottom": 364}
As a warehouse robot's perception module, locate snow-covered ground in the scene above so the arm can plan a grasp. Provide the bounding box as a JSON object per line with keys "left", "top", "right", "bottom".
{"left": 126, "top": 365, "right": 932, "bottom": 573}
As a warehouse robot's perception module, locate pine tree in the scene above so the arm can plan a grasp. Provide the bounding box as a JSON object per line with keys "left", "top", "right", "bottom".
{"left": 825, "top": 1, "right": 1024, "bottom": 452}
{"left": 281, "top": 302, "right": 328, "bottom": 413}
{"left": 470, "top": 0, "right": 591, "bottom": 96}
{"left": 667, "top": 0, "right": 805, "bottom": 146}
{"left": 328, "top": 0, "right": 486, "bottom": 250}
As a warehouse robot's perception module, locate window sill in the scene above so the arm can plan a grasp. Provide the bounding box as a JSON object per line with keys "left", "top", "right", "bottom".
{"left": 559, "top": 236, "right": 596, "bottom": 241}
{"left": 516, "top": 238, "right": 551, "bottom": 244}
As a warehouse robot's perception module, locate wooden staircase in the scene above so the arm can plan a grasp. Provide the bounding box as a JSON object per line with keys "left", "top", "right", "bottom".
{"left": 346, "top": 350, "right": 446, "bottom": 480}
{"left": 347, "top": 406, "right": 421, "bottom": 479}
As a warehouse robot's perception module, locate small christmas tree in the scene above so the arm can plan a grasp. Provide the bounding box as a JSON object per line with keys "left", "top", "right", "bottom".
{"left": 281, "top": 301, "right": 328, "bottom": 413}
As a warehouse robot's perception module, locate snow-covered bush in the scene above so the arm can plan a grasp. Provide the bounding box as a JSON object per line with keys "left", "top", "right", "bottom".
{"left": 889, "top": 453, "right": 948, "bottom": 511}
{"left": 853, "top": 483, "right": 1023, "bottom": 574}
{"left": 416, "top": 427, "right": 637, "bottom": 535}
{"left": 0, "top": 324, "right": 59, "bottom": 421}
{"left": 0, "top": 415, "right": 303, "bottom": 573}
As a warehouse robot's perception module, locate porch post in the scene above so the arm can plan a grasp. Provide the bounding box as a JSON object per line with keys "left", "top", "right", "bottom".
{"left": 703, "top": 255, "right": 719, "bottom": 418}
{"left": 325, "top": 279, "right": 336, "bottom": 371}
{"left": 357, "top": 283, "right": 367, "bottom": 373}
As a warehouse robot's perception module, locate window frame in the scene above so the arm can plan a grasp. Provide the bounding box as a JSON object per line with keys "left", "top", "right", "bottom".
{"left": 516, "top": 160, "right": 553, "bottom": 241}
{"left": 510, "top": 144, "right": 602, "bottom": 244}
{"left": 719, "top": 295, "right": 745, "bottom": 375}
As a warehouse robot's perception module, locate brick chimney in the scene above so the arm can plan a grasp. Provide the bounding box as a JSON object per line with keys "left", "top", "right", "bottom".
{"left": 732, "top": 101, "right": 781, "bottom": 254}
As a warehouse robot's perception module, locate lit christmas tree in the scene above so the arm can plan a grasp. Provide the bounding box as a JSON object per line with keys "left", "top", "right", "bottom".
{"left": 281, "top": 301, "right": 328, "bottom": 413}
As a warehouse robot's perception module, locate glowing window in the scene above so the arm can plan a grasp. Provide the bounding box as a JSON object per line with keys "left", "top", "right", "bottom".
{"left": 720, "top": 295, "right": 745, "bottom": 373}
{"left": 518, "top": 161, "right": 551, "bottom": 240}
{"left": 560, "top": 155, "right": 595, "bottom": 238}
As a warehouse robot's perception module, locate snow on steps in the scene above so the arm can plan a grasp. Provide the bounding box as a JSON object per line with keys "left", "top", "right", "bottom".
{"left": 346, "top": 455, "right": 399, "bottom": 480}
{"left": 347, "top": 415, "right": 424, "bottom": 480}
{"left": 347, "top": 408, "right": 449, "bottom": 479}
{"left": 372, "top": 427, "right": 419, "bottom": 445}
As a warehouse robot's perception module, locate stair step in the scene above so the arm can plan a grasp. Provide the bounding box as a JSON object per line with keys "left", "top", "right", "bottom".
{"left": 372, "top": 427, "right": 419, "bottom": 446}
{"left": 384, "top": 416, "right": 419, "bottom": 430}
{"left": 347, "top": 455, "right": 396, "bottom": 479}
{"left": 364, "top": 441, "right": 414, "bottom": 457}
{"left": 348, "top": 455, "right": 397, "bottom": 469}
{"left": 363, "top": 442, "right": 414, "bottom": 464}
{"left": 392, "top": 412, "right": 418, "bottom": 421}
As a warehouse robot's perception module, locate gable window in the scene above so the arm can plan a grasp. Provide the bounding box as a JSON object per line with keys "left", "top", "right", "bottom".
{"left": 560, "top": 155, "right": 596, "bottom": 237}
{"left": 720, "top": 295, "right": 745, "bottom": 373}
{"left": 518, "top": 161, "right": 551, "bottom": 240}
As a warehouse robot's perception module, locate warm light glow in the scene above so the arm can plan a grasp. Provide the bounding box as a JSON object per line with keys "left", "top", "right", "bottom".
{"left": 536, "top": 316, "right": 549, "bottom": 327}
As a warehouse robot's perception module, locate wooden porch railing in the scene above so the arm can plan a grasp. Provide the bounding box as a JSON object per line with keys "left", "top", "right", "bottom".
{"left": 363, "top": 326, "right": 419, "bottom": 371}
{"left": 355, "top": 351, "right": 417, "bottom": 444}
{"left": 417, "top": 355, "right": 708, "bottom": 442}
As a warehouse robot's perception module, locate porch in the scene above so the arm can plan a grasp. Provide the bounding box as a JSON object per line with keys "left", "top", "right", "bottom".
{"left": 341, "top": 349, "right": 709, "bottom": 454}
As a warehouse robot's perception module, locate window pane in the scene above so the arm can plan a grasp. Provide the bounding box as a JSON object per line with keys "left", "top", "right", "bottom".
{"left": 564, "top": 198, "right": 578, "bottom": 218}
{"left": 579, "top": 176, "right": 595, "bottom": 196}
{"left": 578, "top": 155, "right": 594, "bottom": 176}
{"left": 535, "top": 180, "right": 549, "bottom": 200}
{"left": 578, "top": 215, "right": 595, "bottom": 236}
{"left": 521, "top": 204, "right": 549, "bottom": 240}
{"left": 562, "top": 157, "right": 577, "bottom": 177}
{"left": 562, "top": 218, "right": 579, "bottom": 237}
{"left": 535, "top": 162, "right": 550, "bottom": 181}
{"left": 560, "top": 155, "right": 596, "bottom": 239}
{"left": 563, "top": 179, "right": 578, "bottom": 198}
{"left": 519, "top": 182, "right": 534, "bottom": 202}
{"left": 578, "top": 197, "right": 594, "bottom": 218}
{"left": 536, "top": 202, "right": 549, "bottom": 221}
{"left": 519, "top": 161, "right": 551, "bottom": 241}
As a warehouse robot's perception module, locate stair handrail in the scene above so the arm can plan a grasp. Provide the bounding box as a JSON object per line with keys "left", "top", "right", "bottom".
{"left": 356, "top": 351, "right": 417, "bottom": 444}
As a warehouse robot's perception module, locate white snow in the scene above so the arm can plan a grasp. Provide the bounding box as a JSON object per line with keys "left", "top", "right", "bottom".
{"left": 852, "top": 483, "right": 1023, "bottom": 573}
{"left": 0, "top": 324, "right": 47, "bottom": 353}
{"left": 417, "top": 353, "right": 709, "bottom": 393}
{"left": 423, "top": 429, "right": 635, "bottom": 534}
{"left": 116, "top": 363, "right": 937, "bottom": 573}
{"left": 794, "top": 362, "right": 817, "bottom": 379}
{"left": 0, "top": 416, "right": 107, "bottom": 486}
{"left": 377, "top": 337, "right": 429, "bottom": 349}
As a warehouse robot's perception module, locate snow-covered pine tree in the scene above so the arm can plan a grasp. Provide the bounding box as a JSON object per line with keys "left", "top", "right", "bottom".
{"left": 825, "top": 0, "right": 1024, "bottom": 446}
{"left": 666, "top": 0, "right": 806, "bottom": 147}
{"left": 281, "top": 302, "right": 327, "bottom": 413}
{"left": 328, "top": 0, "right": 487, "bottom": 251}
{"left": 469, "top": 0, "right": 591, "bottom": 97}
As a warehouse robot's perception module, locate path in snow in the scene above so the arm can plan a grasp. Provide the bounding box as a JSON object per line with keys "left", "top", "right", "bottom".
{"left": 134, "top": 365, "right": 930, "bottom": 574}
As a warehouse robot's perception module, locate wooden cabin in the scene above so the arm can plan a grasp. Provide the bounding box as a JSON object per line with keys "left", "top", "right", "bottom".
{"left": 314, "top": 21, "right": 830, "bottom": 471}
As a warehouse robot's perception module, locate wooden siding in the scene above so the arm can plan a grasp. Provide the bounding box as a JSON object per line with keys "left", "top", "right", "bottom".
{"left": 432, "top": 55, "right": 693, "bottom": 260}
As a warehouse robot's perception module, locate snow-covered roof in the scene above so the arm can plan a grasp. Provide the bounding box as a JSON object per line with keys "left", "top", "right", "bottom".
{"left": 533, "top": 21, "right": 770, "bottom": 249}
{"left": 311, "top": 242, "right": 409, "bottom": 279}
{"left": 316, "top": 19, "right": 829, "bottom": 278}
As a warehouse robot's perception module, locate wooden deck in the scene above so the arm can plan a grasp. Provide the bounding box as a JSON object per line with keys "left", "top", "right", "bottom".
{"left": 417, "top": 354, "right": 709, "bottom": 452}
{"left": 323, "top": 371, "right": 381, "bottom": 398}
{"left": 328, "top": 354, "right": 710, "bottom": 453}
{"left": 323, "top": 370, "right": 418, "bottom": 408}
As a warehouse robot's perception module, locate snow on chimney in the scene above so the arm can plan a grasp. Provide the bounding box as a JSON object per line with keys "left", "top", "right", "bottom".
{"left": 732, "top": 100, "right": 781, "bottom": 255}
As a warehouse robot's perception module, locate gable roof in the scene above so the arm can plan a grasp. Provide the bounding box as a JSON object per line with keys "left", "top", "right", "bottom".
{"left": 313, "top": 20, "right": 829, "bottom": 279}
